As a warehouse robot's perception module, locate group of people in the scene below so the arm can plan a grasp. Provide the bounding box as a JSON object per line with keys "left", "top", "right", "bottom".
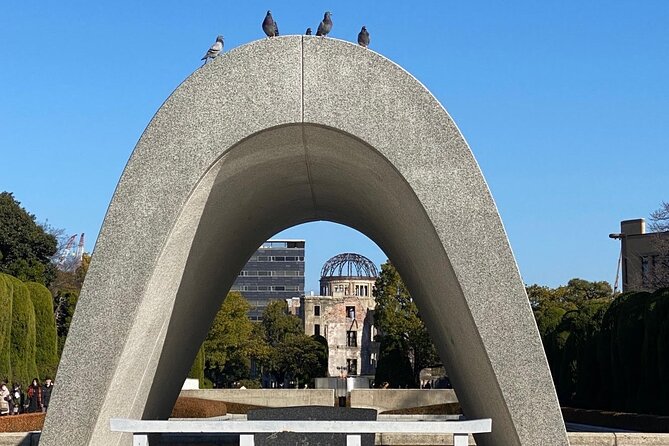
{"left": 0, "top": 377, "right": 53, "bottom": 415}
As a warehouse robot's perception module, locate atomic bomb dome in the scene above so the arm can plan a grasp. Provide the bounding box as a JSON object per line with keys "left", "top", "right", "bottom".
{"left": 320, "top": 252, "right": 379, "bottom": 279}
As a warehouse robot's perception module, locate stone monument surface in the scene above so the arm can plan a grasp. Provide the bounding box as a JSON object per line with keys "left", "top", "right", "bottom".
{"left": 41, "top": 36, "right": 569, "bottom": 446}
{"left": 248, "top": 406, "right": 376, "bottom": 446}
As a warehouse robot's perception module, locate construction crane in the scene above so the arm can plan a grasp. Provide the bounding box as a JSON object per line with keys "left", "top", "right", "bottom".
{"left": 53, "top": 234, "right": 77, "bottom": 269}
{"left": 74, "top": 233, "right": 85, "bottom": 268}
{"left": 52, "top": 233, "right": 85, "bottom": 272}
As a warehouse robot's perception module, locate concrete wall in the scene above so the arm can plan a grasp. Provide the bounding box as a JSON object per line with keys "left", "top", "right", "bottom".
{"left": 180, "top": 389, "right": 335, "bottom": 408}
{"left": 2, "top": 431, "right": 669, "bottom": 445}
{"left": 0, "top": 433, "right": 38, "bottom": 446}
{"left": 350, "top": 389, "right": 458, "bottom": 413}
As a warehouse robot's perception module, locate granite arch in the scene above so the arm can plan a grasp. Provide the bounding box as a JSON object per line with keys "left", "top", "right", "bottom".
{"left": 42, "top": 36, "right": 568, "bottom": 446}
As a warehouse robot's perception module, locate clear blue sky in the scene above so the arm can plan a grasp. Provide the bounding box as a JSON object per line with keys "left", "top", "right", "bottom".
{"left": 1, "top": 1, "right": 668, "bottom": 292}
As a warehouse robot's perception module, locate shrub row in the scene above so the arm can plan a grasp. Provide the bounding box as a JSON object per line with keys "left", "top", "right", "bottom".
{"left": 540, "top": 288, "right": 669, "bottom": 415}
{"left": 0, "top": 273, "right": 58, "bottom": 384}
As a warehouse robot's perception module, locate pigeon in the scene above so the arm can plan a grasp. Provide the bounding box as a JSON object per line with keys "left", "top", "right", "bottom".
{"left": 262, "top": 10, "right": 278, "bottom": 37}
{"left": 201, "top": 35, "right": 224, "bottom": 64}
{"left": 357, "top": 26, "right": 370, "bottom": 47}
{"left": 316, "top": 11, "right": 333, "bottom": 37}
{"left": 306, "top": 27, "right": 312, "bottom": 35}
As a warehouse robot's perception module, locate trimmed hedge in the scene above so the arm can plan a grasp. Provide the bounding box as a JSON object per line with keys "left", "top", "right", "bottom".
{"left": 7, "top": 275, "right": 38, "bottom": 386}
{"left": 0, "top": 412, "right": 45, "bottom": 432}
{"left": 171, "top": 396, "right": 227, "bottom": 418}
{"left": 25, "top": 282, "right": 58, "bottom": 380}
{"left": 0, "top": 274, "right": 13, "bottom": 379}
{"left": 540, "top": 288, "right": 669, "bottom": 415}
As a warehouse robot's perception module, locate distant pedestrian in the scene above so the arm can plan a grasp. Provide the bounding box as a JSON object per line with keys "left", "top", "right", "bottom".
{"left": 42, "top": 377, "right": 53, "bottom": 412}
{"left": 27, "top": 378, "right": 42, "bottom": 413}
{"left": 11, "top": 383, "right": 23, "bottom": 414}
{"left": 0, "top": 382, "right": 9, "bottom": 415}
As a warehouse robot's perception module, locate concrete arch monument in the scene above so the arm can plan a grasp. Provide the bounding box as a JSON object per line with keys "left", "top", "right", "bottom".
{"left": 42, "top": 37, "right": 568, "bottom": 446}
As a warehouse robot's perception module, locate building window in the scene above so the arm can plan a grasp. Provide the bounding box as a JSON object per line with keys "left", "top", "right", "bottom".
{"left": 354, "top": 285, "right": 369, "bottom": 296}
{"left": 314, "top": 324, "right": 321, "bottom": 337}
{"left": 314, "top": 305, "right": 321, "bottom": 316}
{"left": 347, "top": 358, "right": 358, "bottom": 375}
{"left": 347, "top": 331, "right": 357, "bottom": 347}
{"left": 346, "top": 306, "right": 355, "bottom": 319}
{"left": 641, "top": 256, "right": 650, "bottom": 287}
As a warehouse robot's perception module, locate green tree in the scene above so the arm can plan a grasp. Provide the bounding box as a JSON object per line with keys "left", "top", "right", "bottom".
{"left": 529, "top": 278, "right": 613, "bottom": 406}
{"left": 260, "top": 301, "right": 326, "bottom": 386}
{"left": 558, "top": 278, "right": 613, "bottom": 304}
{"left": 261, "top": 300, "right": 302, "bottom": 346}
{"left": 373, "top": 261, "right": 439, "bottom": 387}
{"left": 271, "top": 333, "right": 328, "bottom": 386}
{"left": 0, "top": 192, "right": 57, "bottom": 286}
{"left": 50, "top": 252, "right": 90, "bottom": 347}
{"left": 203, "top": 292, "right": 269, "bottom": 387}
{"left": 0, "top": 275, "right": 13, "bottom": 379}
{"left": 54, "top": 290, "right": 79, "bottom": 355}
{"left": 25, "top": 282, "right": 59, "bottom": 379}
{"left": 7, "top": 275, "right": 38, "bottom": 386}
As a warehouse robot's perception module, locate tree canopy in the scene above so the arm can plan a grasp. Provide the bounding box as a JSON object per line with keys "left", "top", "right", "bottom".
{"left": 261, "top": 300, "right": 327, "bottom": 386}
{"left": 0, "top": 192, "right": 57, "bottom": 286}
{"left": 373, "top": 261, "right": 439, "bottom": 387}
{"left": 649, "top": 201, "right": 669, "bottom": 232}
{"left": 203, "top": 292, "right": 269, "bottom": 387}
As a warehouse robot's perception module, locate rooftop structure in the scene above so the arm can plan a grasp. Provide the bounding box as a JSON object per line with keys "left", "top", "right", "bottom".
{"left": 612, "top": 219, "right": 669, "bottom": 292}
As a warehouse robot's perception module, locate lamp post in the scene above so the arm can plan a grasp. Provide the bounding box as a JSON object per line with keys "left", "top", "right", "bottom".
{"left": 609, "top": 232, "right": 626, "bottom": 295}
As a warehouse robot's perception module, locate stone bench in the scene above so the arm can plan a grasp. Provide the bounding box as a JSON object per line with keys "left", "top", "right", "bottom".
{"left": 110, "top": 418, "right": 492, "bottom": 446}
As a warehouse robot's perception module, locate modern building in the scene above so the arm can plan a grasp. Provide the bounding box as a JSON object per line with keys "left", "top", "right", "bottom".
{"left": 231, "top": 239, "right": 305, "bottom": 320}
{"left": 300, "top": 253, "right": 380, "bottom": 378}
{"left": 611, "top": 219, "right": 669, "bottom": 292}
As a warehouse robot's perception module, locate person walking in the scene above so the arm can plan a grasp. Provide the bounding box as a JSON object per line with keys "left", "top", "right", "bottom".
{"left": 42, "top": 378, "right": 53, "bottom": 412}
{"left": 11, "top": 383, "right": 23, "bottom": 414}
{"left": 0, "top": 382, "right": 10, "bottom": 415}
{"left": 27, "top": 378, "right": 42, "bottom": 413}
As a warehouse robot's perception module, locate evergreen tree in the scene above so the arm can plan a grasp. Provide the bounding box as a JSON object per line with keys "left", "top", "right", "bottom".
{"left": 0, "top": 192, "right": 57, "bottom": 286}
{"left": 373, "top": 261, "right": 439, "bottom": 387}
{"left": 25, "top": 282, "right": 59, "bottom": 379}
{"left": 7, "top": 275, "right": 38, "bottom": 386}
{"left": 202, "top": 292, "right": 269, "bottom": 387}
{"left": 0, "top": 275, "right": 13, "bottom": 380}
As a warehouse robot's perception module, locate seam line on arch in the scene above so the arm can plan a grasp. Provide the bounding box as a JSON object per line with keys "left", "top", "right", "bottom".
{"left": 300, "top": 36, "right": 318, "bottom": 219}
